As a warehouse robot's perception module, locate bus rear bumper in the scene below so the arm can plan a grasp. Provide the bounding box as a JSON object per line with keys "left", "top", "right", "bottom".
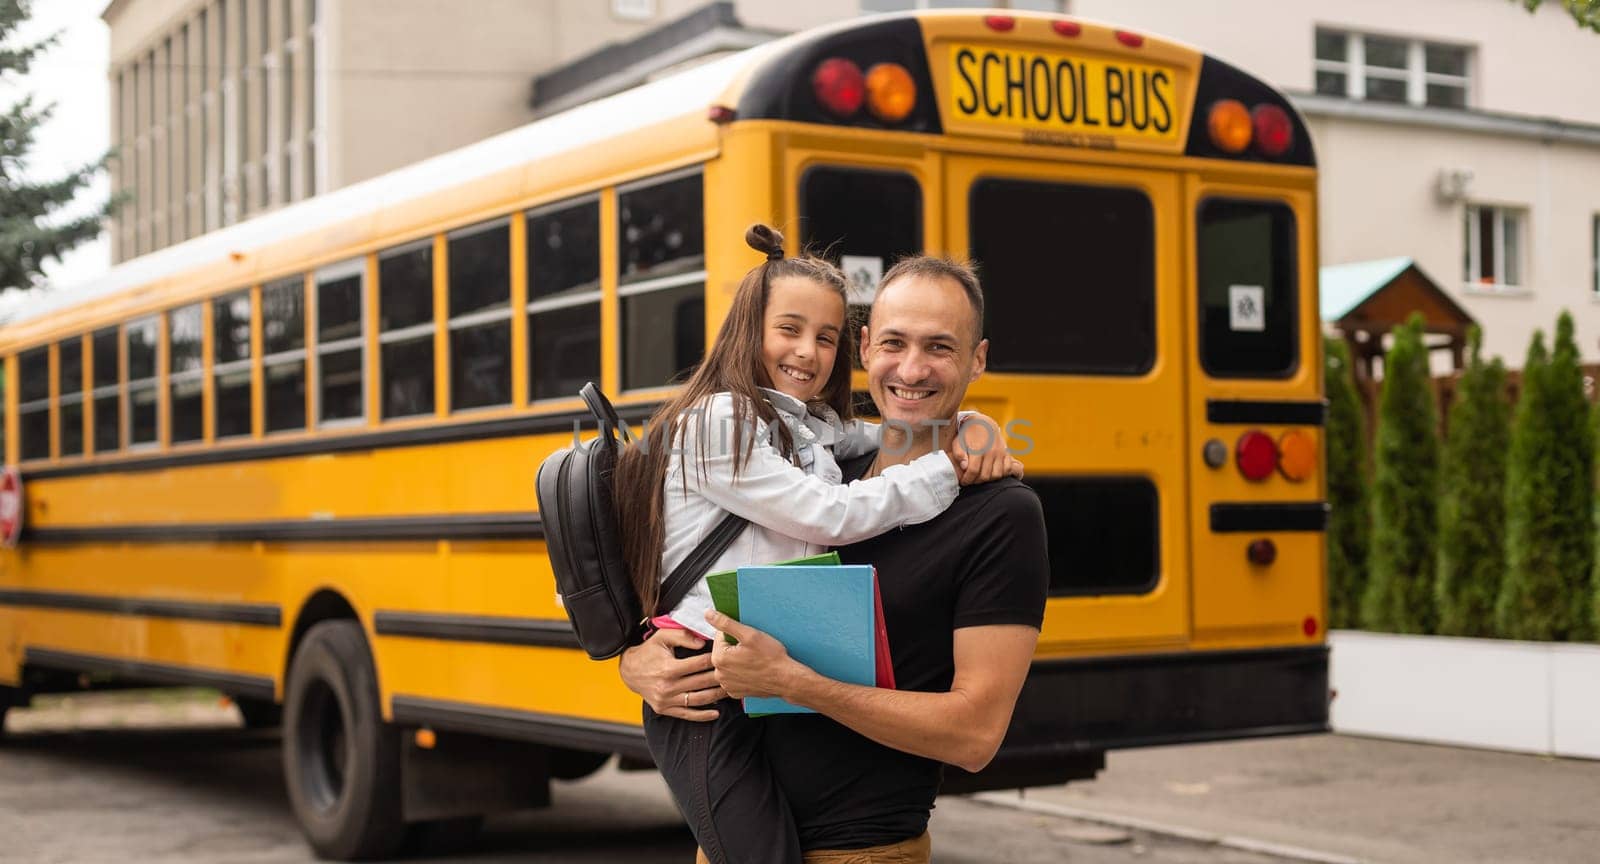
{"left": 945, "top": 645, "right": 1330, "bottom": 793}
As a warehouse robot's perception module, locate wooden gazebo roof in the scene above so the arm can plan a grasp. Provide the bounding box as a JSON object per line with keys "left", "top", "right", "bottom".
{"left": 1321, "top": 257, "right": 1477, "bottom": 379}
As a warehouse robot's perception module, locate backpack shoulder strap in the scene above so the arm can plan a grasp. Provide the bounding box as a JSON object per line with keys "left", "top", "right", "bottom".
{"left": 656, "top": 511, "right": 748, "bottom": 617}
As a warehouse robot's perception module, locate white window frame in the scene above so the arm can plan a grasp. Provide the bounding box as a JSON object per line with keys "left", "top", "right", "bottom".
{"left": 446, "top": 218, "right": 514, "bottom": 414}
{"left": 262, "top": 277, "right": 309, "bottom": 435}
{"left": 126, "top": 316, "right": 162, "bottom": 450}
{"left": 1464, "top": 204, "right": 1526, "bottom": 291}
{"left": 168, "top": 304, "right": 207, "bottom": 445}
{"left": 378, "top": 237, "right": 437, "bottom": 420}
{"left": 1592, "top": 215, "right": 1599, "bottom": 297}
{"left": 91, "top": 328, "right": 121, "bottom": 452}
{"left": 315, "top": 258, "right": 367, "bottom": 428}
{"left": 526, "top": 195, "right": 603, "bottom": 405}
{"left": 17, "top": 347, "right": 52, "bottom": 461}
{"left": 616, "top": 170, "right": 708, "bottom": 394}
{"left": 56, "top": 337, "right": 86, "bottom": 458}
{"left": 212, "top": 290, "right": 254, "bottom": 439}
{"left": 1315, "top": 28, "right": 1471, "bottom": 109}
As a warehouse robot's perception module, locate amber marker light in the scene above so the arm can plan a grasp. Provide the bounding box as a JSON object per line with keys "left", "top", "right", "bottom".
{"left": 1277, "top": 429, "right": 1316, "bottom": 482}
{"left": 415, "top": 728, "right": 437, "bottom": 749}
{"left": 1207, "top": 99, "right": 1252, "bottom": 154}
{"left": 865, "top": 63, "right": 916, "bottom": 123}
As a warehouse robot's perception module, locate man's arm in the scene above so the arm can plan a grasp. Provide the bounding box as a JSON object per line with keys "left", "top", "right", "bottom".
{"left": 707, "top": 610, "right": 1037, "bottom": 773}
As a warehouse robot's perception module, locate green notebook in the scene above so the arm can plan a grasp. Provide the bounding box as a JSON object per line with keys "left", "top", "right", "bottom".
{"left": 706, "top": 551, "right": 841, "bottom": 644}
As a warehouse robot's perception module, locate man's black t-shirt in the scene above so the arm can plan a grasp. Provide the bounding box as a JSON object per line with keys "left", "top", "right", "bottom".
{"left": 760, "top": 450, "right": 1050, "bottom": 851}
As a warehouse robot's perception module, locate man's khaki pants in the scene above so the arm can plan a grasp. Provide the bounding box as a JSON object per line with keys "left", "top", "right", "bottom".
{"left": 696, "top": 832, "right": 930, "bottom": 864}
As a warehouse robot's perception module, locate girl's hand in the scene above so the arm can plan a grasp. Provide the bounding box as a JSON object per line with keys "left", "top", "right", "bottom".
{"left": 949, "top": 412, "right": 1025, "bottom": 484}
{"left": 705, "top": 611, "right": 802, "bottom": 700}
{"left": 618, "top": 628, "right": 726, "bottom": 721}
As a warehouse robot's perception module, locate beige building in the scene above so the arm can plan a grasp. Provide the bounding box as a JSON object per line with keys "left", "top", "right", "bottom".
{"left": 104, "top": 0, "right": 1600, "bottom": 363}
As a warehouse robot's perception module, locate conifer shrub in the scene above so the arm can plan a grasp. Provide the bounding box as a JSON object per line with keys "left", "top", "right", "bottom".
{"left": 1499, "top": 313, "right": 1596, "bottom": 640}
{"left": 1435, "top": 327, "right": 1509, "bottom": 637}
{"left": 1362, "top": 314, "right": 1439, "bottom": 634}
{"left": 1325, "top": 338, "right": 1370, "bottom": 630}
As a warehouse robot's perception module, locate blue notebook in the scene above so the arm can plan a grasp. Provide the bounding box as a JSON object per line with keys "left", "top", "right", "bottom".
{"left": 735, "top": 564, "right": 877, "bottom": 715}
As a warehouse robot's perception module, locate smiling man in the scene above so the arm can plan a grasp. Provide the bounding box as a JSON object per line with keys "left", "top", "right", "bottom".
{"left": 650, "top": 257, "right": 1051, "bottom": 862}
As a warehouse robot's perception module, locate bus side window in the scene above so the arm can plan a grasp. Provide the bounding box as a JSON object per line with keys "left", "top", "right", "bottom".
{"left": 92, "top": 327, "right": 120, "bottom": 452}
{"left": 799, "top": 166, "right": 923, "bottom": 340}
{"left": 447, "top": 219, "right": 512, "bottom": 412}
{"left": 213, "top": 291, "right": 253, "bottom": 438}
{"left": 169, "top": 304, "right": 204, "bottom": 444}
{"left": 58, "top": 337, "right": 85, "bottom": 458}
{"left": 316, "top": 262, "right": 365, "bottom": 425}
{"left": 262, "top": 277, "right": 308, "bottom": 433}
{"left": 969, "top": 178, "right": 1156, "bottom": 376}
{"left": 378, "top": 240, "right": 436, "bottom": 419}
{"left": 18, "top": 347, "right": 50, "bottom": 460}
{"left": 618, "top": 171, "right": 705, "bottom": 391}
{"left": 1197, "top": 199, "right": 1298, "bottom": 379}
{"left": 527, "top": 197, "right": 601, "bottom": 403}
{"left": 126, "top": 318, "right": 160, "bottom": 447}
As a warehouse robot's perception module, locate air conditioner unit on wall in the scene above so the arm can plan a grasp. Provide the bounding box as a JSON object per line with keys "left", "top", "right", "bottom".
{"left": 1435, "top": 168, "right": 1474, "bottom": 205}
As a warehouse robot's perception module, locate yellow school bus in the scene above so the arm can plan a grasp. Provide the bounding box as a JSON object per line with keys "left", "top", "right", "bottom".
{"left": 0, "top": 10, "right": 1327, "bottom": 858}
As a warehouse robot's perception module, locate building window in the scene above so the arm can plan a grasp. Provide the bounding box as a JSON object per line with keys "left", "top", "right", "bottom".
{"left": 263, "top": 275, "right": 308, "bottom": 432}
{"left": 1464, "top": 205, "right": 1524, "bottom": 289}
{"left": 379, "top": 240, "right": 436, "bottom": 419}
{"left": 619, "top": 171, "right": 705, "bottom": 391}
{"left": 213, "top": 290, "right": 253, "bottom": 438}
{"left": 1315, "top": 28, "right": 1469, "bottom": 109}
{"left": 18, "top": 348, "right": 50, "bottom": 461}
{"left": 59, "top": 337, "right": 85, "bottom": 458}
{"left": 127, "top": 317, "right": 160, "bottom": 446}
{"left": 527, "top": 197, "right": 601, "bottom": 403}
{"left": 92, "top": 327, "right": 120, "bottom": 453}
{"left": 316, "top": 260, "right": 365, "bottom": 424}
{"left": 447, "top": 219, "right": 512, "bottom": 411}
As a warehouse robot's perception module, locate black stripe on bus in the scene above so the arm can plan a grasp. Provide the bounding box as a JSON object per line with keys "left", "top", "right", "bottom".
{"left": 1209, "top": 502, "right": 1329, "bottom": 533}
{"left": 390, "top": 695, "right": 651, "bottom": 762}
{"left": 0, "top": 590, "right": 281, "bottom": 626}
{"left": 23, "top": 647, "right": 277, "bottom": 701}
{"left": 22, "top": 512, "right": 543, "bottom": 545}
{"left": 1205, "top": 399, "right": 1327, "bottom": 426}
{"left": 18, "top": 401, "right": 661, "bottom": 482}
{"left": 374, "top": 612, "right": 579, "bottom": 649}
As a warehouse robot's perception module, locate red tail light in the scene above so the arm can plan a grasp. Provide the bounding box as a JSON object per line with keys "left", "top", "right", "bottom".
{"left": 1052, "top": 20, "right": 1082, "bottom": 37}
{"left": 984, "top": 15, "right": 1016, "bottom": 32}
{"left": 812, "top": 58, "right": 865, "bottom": 118}
{"left": 1303, "top": 616, "right": 1320, "bottom": 637}
{"left": 1115, "top": 30, "right": 1145, "bottom": 48}
{"left": 1236, "top": 430, "right": 1277, "bottom": 482}
{"left": 1251, "top": 104, "right": 1294, "bottom": 156}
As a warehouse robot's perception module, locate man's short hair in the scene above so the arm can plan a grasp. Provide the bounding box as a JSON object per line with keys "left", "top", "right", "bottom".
{"left": 874, "top": 256, "right": 985, "bottom": 343}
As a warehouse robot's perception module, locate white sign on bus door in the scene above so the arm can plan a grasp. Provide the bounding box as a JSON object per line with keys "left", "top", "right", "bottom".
{"left": 1229, "top": 284, "right": 1266, "bottom": 332}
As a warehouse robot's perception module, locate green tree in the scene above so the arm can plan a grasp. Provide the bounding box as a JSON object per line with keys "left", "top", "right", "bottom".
{"left": 1516, "top": 0, "right": 1600, "bottom": 32}
{"left": 1325, "top": 338, "right": 1370, "bottom": 630}
{"left": 1, "top": 0, "right": 114, "bottom": 293}
{"left": 1363, "top": 314, "right": 1440, "bottom": 634}
{"left": 1436, "top": 327, "right": 1510, "bottom": 637}
{"left": 1499, "top": 313, "right": 1596, "bottom": 640}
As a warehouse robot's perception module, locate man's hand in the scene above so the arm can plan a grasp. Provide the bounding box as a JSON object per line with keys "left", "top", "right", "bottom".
{"left": 705, "top": 610, "right": 804, "bottom": 700}
{"left": 948, "top": 412, "right": 1024, "bottom": 484}
{"left": 617, "top": 627, "right": 726, "bottom": 721}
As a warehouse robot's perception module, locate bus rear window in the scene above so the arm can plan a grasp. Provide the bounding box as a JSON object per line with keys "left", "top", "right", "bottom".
{"left": 1029, "top": 477, "right": 1159, "bottom": 596}
{"left": 800, "top": 166, "right": 922, "bottom": 319}
{"left": 1197, "top": 199, "right": 1298, "bottom": 378}
{"left": 969, "top": 179, "right": 1155, "bottom": 375}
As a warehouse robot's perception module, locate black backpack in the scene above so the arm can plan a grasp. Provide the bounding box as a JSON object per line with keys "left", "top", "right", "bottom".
{"left": 535, "top": 383, "right": 747, "bottom": 660}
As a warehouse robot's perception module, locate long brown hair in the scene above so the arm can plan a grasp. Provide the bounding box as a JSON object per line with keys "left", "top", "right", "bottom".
{"left": 614, "top": 224, "right": 851, "bottom": 614}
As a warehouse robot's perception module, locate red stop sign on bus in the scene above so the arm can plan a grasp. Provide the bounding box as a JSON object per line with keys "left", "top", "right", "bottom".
{"left": 0, "top": 467, "right": 23, "bottom": 548}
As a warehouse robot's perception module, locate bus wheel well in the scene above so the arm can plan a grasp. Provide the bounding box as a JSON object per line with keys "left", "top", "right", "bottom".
{"left": 285, "top": 590, "right": 361, "bottom": 688}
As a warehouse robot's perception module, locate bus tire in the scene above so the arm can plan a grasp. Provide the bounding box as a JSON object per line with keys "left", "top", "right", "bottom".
{"left": 283, "top": 620, "right": 405, "bottom": 861}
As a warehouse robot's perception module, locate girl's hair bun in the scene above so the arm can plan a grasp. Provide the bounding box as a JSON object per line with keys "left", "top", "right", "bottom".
{"left": 745, "top": 223, "right": 785, "bottom": 262}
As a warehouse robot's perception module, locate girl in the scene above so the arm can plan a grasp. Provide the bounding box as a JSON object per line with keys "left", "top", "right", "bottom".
{"left": 613, "top": 224, "right": 1020, "bottom": 864}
